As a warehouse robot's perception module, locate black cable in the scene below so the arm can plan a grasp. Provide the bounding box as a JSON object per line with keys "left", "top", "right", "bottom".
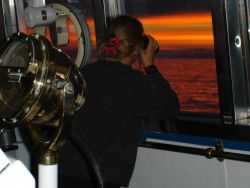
{"left": 70, "top": 131, "right": 105, "bottom": 188}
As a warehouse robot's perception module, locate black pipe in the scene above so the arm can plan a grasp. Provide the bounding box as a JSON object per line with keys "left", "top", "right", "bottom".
{"left": 141, "top": 141, "right": 250, "bottom": 162}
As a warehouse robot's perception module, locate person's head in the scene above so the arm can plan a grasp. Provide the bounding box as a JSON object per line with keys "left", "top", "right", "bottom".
{"left": 97, "top": 15, "right": 144, "bottom": 64}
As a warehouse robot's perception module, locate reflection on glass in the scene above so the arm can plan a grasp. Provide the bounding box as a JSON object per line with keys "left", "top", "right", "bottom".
{"left": 1, "top": 40, "right": 30, "bottom": 68}
{"left": 247, "top": 0, "right": 250, "bottom": 44}
{"left": 126, "top": 0, "right": 219, "bottom": 114}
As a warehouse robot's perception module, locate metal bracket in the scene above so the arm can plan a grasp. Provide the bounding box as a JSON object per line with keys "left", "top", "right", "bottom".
{"left": 205, "top": 138, "right": 224, "bottom": 161}
{"left": 215, "top": 138, "right": 224, "bottom": 161}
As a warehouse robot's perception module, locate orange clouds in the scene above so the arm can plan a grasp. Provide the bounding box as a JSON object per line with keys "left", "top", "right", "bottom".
{"left": 138, "top": 11, "right": 214, "bottom": 50}
{"left": 20, "top": 11, "right": 213, "bottom": 52}
{"left": 65, "top": 12, "right": 213, "bottom": 51}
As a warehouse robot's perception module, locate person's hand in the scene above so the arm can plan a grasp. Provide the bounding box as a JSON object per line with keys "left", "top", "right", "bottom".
{"left": 139, "top": 35, "right": 159, "bottom": 67}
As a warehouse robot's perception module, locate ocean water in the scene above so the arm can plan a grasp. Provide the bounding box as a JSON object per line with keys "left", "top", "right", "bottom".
{"left": 62, "top": 46, "right": 219, "bottom": 114}
{"left": 155, "top": 58, "right": 219, "bottom": 113}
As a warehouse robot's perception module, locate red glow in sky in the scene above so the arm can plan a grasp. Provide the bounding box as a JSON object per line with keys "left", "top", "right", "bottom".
{"left": 138, "top": 11, "right": 214, "bottom": 50}
{"left": 20, "top": 11, "right": 213, "bottom": 52}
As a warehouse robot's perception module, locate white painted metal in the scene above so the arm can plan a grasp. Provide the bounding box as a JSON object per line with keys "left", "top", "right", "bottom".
{"left": 129, "top": 141, "right": 250, "bottom": 188}
{"left": 0, "top": 149, "right": 35, "bottom": 188}
{"left": 38, "top": 164, "right": 58, "bottom": 188}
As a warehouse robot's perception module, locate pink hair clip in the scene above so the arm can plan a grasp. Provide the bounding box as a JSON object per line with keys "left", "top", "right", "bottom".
{"left": 103, "top": 37, "right": 121, "bottom": 53}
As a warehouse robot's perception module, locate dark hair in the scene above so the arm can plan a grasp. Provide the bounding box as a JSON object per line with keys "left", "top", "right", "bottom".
{"left": 97, "top": 15, "right": 144, "bottom": 60}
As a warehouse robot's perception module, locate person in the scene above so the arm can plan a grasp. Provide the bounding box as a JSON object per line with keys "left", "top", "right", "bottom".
{"left": 58, "top": 15, "right": 180, "bottom": 188}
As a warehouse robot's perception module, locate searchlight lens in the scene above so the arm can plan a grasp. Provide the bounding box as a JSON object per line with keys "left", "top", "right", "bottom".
{"left": 0, "top": 36, "right": 32, "bottom": 120}
{"left": 1, "top": 40, "right": 30, "bottom": 68}
{"left": 0, "top": 32, "right": 86, "bottom": 126}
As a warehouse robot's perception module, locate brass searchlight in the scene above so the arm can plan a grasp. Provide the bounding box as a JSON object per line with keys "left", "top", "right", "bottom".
{"left": 0, "top": 32, "right": 86, "bottom": 165}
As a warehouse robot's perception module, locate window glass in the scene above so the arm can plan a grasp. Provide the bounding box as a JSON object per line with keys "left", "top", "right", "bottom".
{"left": 125, "top": 0, "right": 219, "bottom": 114}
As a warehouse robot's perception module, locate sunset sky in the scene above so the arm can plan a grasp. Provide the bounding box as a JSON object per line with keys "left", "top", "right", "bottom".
{"left": 63, "top": 11, "right": 214, "bottom": 53}
{"left": 22, "top": 0, "right": 214, "bottom": 53}
{"left": 22, "top": 12, "right": 213, "bottom": 47}
{"left": 138, "top": 11, "right": 214, "bottom": 50}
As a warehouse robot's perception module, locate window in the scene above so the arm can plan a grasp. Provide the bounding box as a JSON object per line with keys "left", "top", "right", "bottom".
{"left": 125, "top": 0, "right": 219, "bottom": 114}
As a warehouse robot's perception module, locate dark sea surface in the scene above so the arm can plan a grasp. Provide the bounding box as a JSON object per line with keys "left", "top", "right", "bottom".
{"left": 63, "top": 47, "right": 219, "bottom": 114}
{"left": 155, "top": 57, "right": 219, "bottom": 114}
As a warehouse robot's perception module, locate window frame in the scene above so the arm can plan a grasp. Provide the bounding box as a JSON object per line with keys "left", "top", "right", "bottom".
{"left": 92, "top": 0, "right": 250, "bottom": 142}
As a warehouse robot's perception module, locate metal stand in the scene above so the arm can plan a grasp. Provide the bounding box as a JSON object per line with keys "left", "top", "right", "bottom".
{"left": 27, "top": 83, "right": 75, "bottom": 188}
{"left": 38, "top": 164, "right": 58, "bottom": 188}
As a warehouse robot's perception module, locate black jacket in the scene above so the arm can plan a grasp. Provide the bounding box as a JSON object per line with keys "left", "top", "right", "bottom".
{"left": 58, "top": 60, "right": 179, "bottom": 186}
